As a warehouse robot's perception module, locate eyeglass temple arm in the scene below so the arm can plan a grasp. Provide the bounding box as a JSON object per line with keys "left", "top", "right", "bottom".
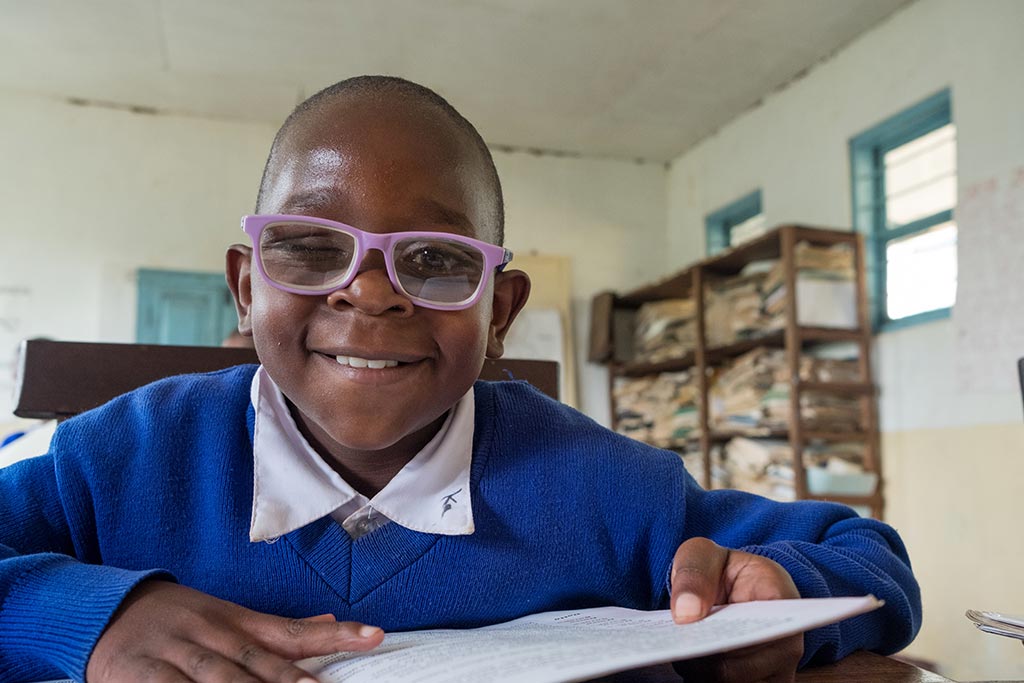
{"left": 498, "top": 248, "right": 514, "bottom": 271}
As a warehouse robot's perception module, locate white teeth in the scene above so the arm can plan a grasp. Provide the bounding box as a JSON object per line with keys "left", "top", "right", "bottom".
{"left": 335, "top": 355, "right": 400, "bottom": 369}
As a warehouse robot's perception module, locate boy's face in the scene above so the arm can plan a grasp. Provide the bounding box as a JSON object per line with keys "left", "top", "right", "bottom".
{"left": 227, "top": 96, "right": 529, "bottom": 462}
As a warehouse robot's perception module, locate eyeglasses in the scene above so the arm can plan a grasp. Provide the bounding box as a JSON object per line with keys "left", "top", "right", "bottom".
{"left": 241, "top": 214, "right": 513, "bottom": 311}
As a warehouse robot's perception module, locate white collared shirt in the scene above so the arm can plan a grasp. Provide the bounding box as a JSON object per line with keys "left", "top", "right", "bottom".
{"left": 248, "top": 366, "right": 475, "bottom": 542}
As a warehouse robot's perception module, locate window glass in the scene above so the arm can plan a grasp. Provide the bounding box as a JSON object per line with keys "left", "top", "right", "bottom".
{"left": 851, "top": 90, "right": 956, "bottom": 329}
{"left": 884, "top": 123, "right": 957, "bottom": 227}
{"left": 885, "top": 220, "right": 958, "bottom": 320}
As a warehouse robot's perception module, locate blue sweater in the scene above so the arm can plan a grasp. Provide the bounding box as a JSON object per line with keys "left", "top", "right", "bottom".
{"left": 0, "top": 365, "right": 920, "bottom": 681}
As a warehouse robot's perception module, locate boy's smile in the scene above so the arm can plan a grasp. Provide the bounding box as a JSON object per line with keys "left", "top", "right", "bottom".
{"left": 227, "top": 93, "right": 529, "bottom": 494}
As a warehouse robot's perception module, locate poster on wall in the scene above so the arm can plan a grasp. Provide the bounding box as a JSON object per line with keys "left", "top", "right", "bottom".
{"left": 954, "top": 167, "right": 1024, "bottom": 393}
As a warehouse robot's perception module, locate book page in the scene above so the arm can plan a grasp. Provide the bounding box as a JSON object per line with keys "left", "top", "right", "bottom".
{"left": 297, "top": 596, "right": 882, "bottom": 683}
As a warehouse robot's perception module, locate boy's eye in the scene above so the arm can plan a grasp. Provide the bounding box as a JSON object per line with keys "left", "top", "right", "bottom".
{"left": 397, "top": 240, "right": 482, "bottom": 276}
{"left": 267, "top": 238, "right": 348, "bottom": 258}
{"left": 261, "top": 226, "right": 355, "bottom": 267}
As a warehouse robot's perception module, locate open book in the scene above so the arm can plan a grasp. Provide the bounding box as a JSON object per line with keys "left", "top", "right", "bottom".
{"left": 32, "top": 596, "right": 879, "bottom": 683}
{"left": 296, "top": 595, "right": 882, "bottom": 683}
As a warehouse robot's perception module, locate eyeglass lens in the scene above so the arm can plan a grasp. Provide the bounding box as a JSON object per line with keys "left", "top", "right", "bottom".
{"left": 258, "top": 221, "right": 487, "bottom": 304}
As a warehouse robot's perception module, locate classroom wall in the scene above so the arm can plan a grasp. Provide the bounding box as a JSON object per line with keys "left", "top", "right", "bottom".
{"left": 0, "top": 91, "right": 270, "bottom": 421}
{"left": 664, "top": 0, "right": 1024, "bottom": 679}
{"left": 495, "top": 150, "right": 667, "bottom": 420}
{"left": 0, "top": 88, "right": 666, "bottom": 424}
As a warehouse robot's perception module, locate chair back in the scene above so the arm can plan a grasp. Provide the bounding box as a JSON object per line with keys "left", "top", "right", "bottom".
{"left": 13, "top": 339, "right": 559, "bottom": 420}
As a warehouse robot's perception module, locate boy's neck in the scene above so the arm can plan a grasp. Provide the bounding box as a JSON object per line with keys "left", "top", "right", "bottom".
{"left": 292, "top": 409, "right": 449, "bottom": 499}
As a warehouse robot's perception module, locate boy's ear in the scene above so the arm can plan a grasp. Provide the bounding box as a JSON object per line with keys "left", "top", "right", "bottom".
{"left": 486, "top": 268, "right": 531, "bottom": 359}
{"left": 225, "top": 244, "right": 255, "bottom": 337}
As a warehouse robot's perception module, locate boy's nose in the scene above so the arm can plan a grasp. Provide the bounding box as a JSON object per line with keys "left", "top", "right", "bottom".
{"left": 326, "top": 264, "right": 414, "bottom": 317}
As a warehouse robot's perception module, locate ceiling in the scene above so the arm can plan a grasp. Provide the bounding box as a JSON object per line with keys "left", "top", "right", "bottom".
{"left": 0, "top": 0, "right": 914, "bottom": 162}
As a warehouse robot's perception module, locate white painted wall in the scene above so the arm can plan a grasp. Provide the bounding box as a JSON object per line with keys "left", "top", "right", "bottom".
{"left": 667, "top": 0, "right": 1024, "bottom": 432}
{"left": 496, "top": 150, "right": 667, "bottom": 421}
{"left": 0, "top": 89, "right": 666, "bottom": 423}
{"left": 0, "top": 91, "right": 271, "bottom": 418}
{"left": 665, "top": 0, "right": 1024, "bottom": 678}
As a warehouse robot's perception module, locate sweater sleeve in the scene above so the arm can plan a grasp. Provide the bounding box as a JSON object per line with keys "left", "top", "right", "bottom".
{"left": 0, "top": 455, "right": 172, "bottom": 682}
{"left": 679, "top": 474, "right": 921, "bottom": 667}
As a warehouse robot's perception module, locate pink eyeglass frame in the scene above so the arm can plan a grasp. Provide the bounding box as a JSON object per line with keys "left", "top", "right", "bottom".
{"left": 241, "top": 214, "right": 513, "bottom": 311}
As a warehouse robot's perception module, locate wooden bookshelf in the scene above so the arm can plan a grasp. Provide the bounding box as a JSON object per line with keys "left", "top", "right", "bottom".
{"left": 594, "top": 225, "right": 884, "bottom": 518}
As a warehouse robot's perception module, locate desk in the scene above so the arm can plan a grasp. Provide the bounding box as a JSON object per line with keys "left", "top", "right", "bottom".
{"left": 592, "top": 651, "right": 956, "bottom": 682}
{"left": 32, "top": 652, "right": 961, "bottom": 683}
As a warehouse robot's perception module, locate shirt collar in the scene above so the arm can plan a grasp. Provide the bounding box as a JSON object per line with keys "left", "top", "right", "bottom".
{"left": 248, "top": 366, "right": 474, "bottom": 542}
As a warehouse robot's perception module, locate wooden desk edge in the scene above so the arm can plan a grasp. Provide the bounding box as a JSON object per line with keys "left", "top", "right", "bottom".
{"left": 592, "top": 651, "right": 955, "bottom": 682}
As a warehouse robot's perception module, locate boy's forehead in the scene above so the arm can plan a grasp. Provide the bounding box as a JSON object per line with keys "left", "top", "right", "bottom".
{"left": 263, "top": 96, "right": 498, "bottom": 240}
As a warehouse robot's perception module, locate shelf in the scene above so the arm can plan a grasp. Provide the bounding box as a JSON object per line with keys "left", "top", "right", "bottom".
{"left": 708, "top": 429, "right": 787, "bottom": 443}
{"left": 806, "top": 492, "right": 882, "bottom": 507}
{"left": 797, "top": 327, "right": 865, "bottom": 343}
{"left": 617, "top": 353, "right": 696, "bottom": 377}
{"left": 703, "top": 327, "right": 866, "bottom": 365}
{"left": 709, "top": 429, "right": 869, "bottom": 443}
{"left": 802, "top": 430, "right": 869, "bottom": 442}
{"left": 797, "top": 381, "right": 875, "bottom": 396}
{"left": 616, "top": 267, "right": 695, "bottom": 307}
{"left": 702, "top": 224, "right": 859, "bottom": 276}
{"left": 705, "top": 332, "right": 785, "bottom": 363}
{"left": 614, "top": 328, "right": 867, "bottom": 377}
{"left": 597, "top": 224, "right": 882, "bottom": 518}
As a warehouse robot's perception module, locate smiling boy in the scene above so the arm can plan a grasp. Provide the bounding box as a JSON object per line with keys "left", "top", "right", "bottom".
{"left": 0, "top": 77, "right": 920, "bottom": 683}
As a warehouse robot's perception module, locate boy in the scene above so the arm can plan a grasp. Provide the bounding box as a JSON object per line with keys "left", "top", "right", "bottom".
{"left": 0, "top": 76, "right": 920, "bottom": 683}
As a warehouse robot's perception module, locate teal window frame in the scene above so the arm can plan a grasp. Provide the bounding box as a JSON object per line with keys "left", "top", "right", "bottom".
{"left": 705, "top": 190, "right": 763, "bottom": 256}
{"left": 850, "top": 89, "right": 954, "bottom": 332}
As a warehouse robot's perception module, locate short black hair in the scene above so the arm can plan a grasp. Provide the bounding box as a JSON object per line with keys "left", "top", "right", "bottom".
{"left": 256, "top": 75, "right": 505, "bottom": 245}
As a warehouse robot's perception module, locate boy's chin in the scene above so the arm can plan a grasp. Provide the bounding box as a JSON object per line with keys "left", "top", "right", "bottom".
{"left": 318, "top": 415, "right": 449, "bottom": 459}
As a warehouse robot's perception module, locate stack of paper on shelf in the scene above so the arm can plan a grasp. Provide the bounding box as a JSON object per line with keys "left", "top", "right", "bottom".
{"left": 722, "top": 437, "right": 796, "bottom": 501}
{"left": 721, "top": 437, "right": 872, "bottom": 500}
{"left": 760, "top": 386, "right": 863, "bottom": 433}
{"left": 803, "top": 441, "right": 877, "bottom": 496}
{"left": 633, "top": 298, "right": 696, "bottom": 363}
{"left": 708, "top": 348, "right": 779, "bottom": 434}
{"left": 704, "top": 267, "right": 776, "bottom": 347}
{"left": 710, "top": 349, "right": 863, "bottom": 435}
{"left": 794, "top": 355, "right": 862, "bottom": 383}
{"left": 762, "top": 241, "right": 857, "bottom": 329}
{"left": 679, "top": 451, "right": 706, "bottom": 487}
{"left": 613, "top": 371, "right": 698, "bottom": 448}
{"left": 678, "top": 446, "right": 729, "bottom": 490}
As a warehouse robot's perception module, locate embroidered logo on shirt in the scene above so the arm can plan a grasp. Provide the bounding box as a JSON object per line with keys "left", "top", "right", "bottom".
{"left": 441, "top": 488, "right": 462, "bottom": 517}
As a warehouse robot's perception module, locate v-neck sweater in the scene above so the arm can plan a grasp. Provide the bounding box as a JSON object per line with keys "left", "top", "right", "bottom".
{"left": 0, "top": 365, "right": 921, "bottom": 682}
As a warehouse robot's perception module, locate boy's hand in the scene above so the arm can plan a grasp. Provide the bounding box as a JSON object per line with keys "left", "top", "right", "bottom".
{"left": 669, "top": 537, "right": 803, "bottom": 683}
{"left": 86, "top": 580, "right": 383, "bottom": 682}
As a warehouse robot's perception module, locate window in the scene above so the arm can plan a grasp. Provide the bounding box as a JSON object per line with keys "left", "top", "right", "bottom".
{"left": 705, "top": 190, "right": 766, "bottom": 256}
{"left": 850, "top": 90, "right": 956, "bottom": 330}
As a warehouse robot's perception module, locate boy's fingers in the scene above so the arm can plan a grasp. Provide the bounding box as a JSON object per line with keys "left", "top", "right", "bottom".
{"left": 252, "top": 614, "right": 385, "bottom": 660}
{"left": 218, "top": 639, "right": 327, "bottom": 683}
{"left": 167, "top": 640, "right": 283, "bottom": 683}
{"left": 306, "top": 613, "right": 337, "bottom": 622}
{"left": 670, "top": 537, "right": 730, "bottom": 624}
{"left": 127, "top": 656, "right": 194, "bottom": 683}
